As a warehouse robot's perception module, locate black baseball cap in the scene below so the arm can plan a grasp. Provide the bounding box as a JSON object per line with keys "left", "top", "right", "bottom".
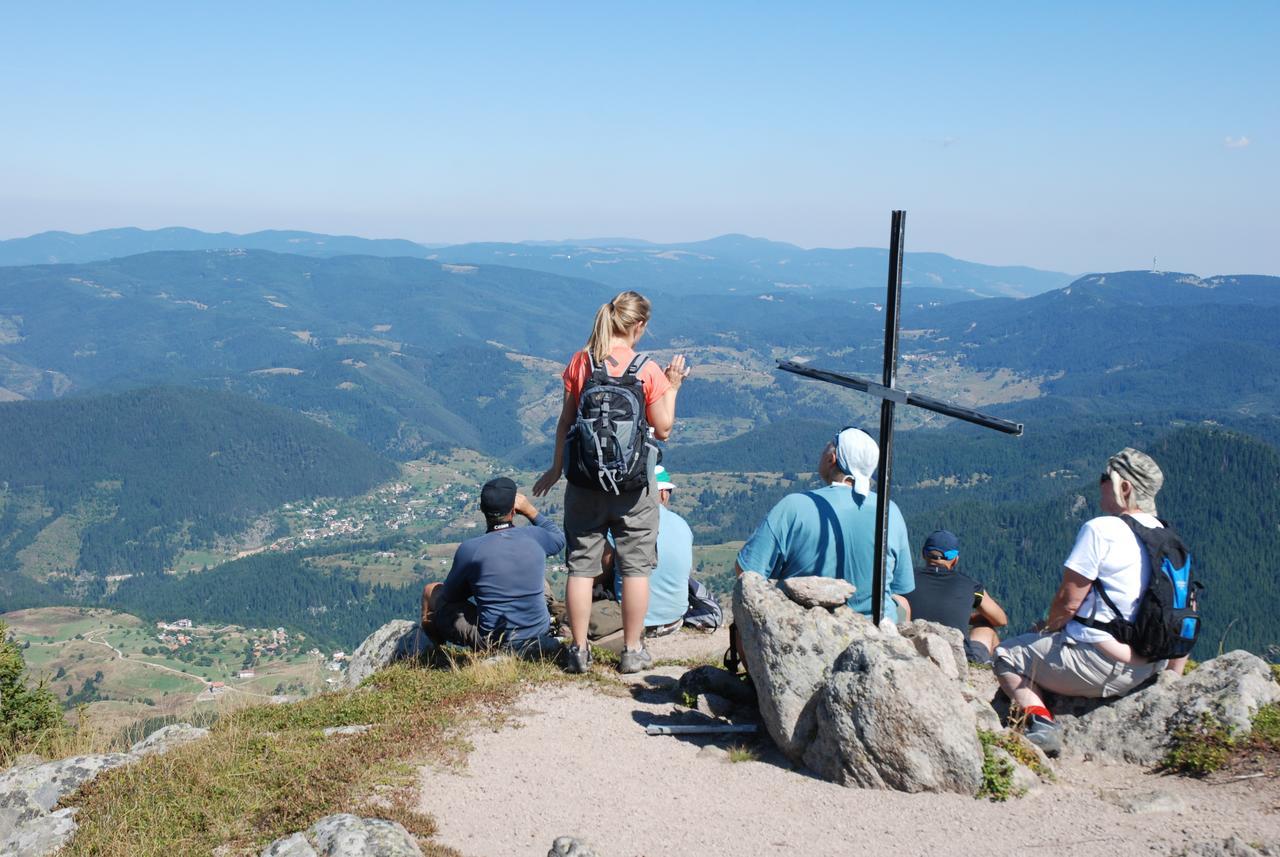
{"left": 479, "top": 477, "right": 517, "bottom": 517}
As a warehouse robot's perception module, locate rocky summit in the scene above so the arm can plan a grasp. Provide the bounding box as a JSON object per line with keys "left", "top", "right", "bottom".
{"left": 733, "top": 572, "right": 990, "bottom": 794}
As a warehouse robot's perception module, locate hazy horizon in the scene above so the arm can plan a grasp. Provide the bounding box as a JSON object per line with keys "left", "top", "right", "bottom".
{"left": 3, "top": 3, "right": 1275, "bottom": 276}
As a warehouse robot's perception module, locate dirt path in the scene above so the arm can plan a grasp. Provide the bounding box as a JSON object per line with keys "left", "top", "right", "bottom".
{"left": 416, "top": 633, "right": 1280, "bottom": 857}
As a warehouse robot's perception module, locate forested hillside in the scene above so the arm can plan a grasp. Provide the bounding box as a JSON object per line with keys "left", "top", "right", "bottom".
{"left": 0, "top": 387, "right": 395, "bottom": 596}
{"left": 687, "top": 425, "right": 1280, "bottom": 655}
{"left": 105, "top": 542, "right": 419, "bottom": 650}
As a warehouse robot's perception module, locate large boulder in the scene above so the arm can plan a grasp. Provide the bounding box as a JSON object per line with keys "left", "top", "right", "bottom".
{"left": 261, "top": 813, "right": 422, "bottom": 856}
{"left": 733, "top": 573, "right": 879, "bottom": 758}
{"left": 779, "top": 576, "right": 855, "bottom": 609}
{"left": 0, "top": 722, "right": 209, "bottom": 856}
{"left": 129, "top": 723, "right": 210, "bottom": 757}
{"left": 900, "top": 619, "right": 967, "bottom": 681}
{"left": 801, "top": 636, "right": 984, "bottom": 795}
{"left": 346, "top": 620, "right": 434, "bottom": 689}
{"left": 1054, "top": 650, "right": 1280, "bottom": 765}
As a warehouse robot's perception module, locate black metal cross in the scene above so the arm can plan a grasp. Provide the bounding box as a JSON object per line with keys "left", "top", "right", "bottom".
{"left": 778, "top": 210, "right": 1024, "bottom": 624}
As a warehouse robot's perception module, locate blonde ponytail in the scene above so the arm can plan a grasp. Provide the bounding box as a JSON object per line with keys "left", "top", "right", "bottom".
{"left": 585, "top": 291, "right": 651, "bottom": 365}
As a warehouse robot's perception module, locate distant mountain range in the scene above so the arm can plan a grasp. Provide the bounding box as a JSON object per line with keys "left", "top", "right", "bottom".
{"left": 0, "top": 247, "right": 1276, "bottom": 459}
{"left": 0, "top": 227, "right": 1073, "bottom": 298}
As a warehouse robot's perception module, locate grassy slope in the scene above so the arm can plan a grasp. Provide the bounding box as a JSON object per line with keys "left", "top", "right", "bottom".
{"left": 64, "top": 656, "right": 569, "bottom": 857}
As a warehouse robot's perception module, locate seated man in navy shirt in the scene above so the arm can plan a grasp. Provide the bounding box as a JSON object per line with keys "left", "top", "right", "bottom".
{"left": 421, "top": 477, "right": 564, "bottom": 656}
{"left": 904, "top": 529, "right": 1007, "bottom": 664}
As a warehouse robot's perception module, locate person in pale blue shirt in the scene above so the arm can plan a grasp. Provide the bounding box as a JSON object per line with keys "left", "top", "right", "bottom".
{"left": 734, "top": 427, "right": 914, "bottom": 623}
{"left": 610, "top": 466, "right": 692, "bottom": 633}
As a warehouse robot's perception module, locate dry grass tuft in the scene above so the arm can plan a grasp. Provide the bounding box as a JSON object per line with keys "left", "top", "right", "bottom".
{"left": 61, "top": 654, "right": 562, "bottom": 857}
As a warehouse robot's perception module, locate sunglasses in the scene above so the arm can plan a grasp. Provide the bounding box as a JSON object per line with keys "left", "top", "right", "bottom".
{"left": 925, "top": 549, "right": 959, "bottom": 561}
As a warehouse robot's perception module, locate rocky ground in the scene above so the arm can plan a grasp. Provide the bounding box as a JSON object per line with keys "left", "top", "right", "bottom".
{"left": 416, "top": 629, "right": 1280, "bottom": 857}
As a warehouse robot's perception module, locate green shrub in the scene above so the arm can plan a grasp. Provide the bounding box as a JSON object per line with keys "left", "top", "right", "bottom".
{"left": 1249, "top": 703, "right": 1280, "bottom": 750}
{"left": 0, "top": 621, "right": 69, "bottom": 764}
{"left": 1161, "top": 712, "right": 1236, "bottom": 776}
{"left": 977, "top": 730, "right": 1016, "bottom": 801}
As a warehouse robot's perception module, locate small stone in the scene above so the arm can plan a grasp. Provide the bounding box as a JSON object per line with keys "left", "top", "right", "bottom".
{"left": 310, "top": 813, "right": 422, "bottom": 856}
{"left": 696, "top": 692, "right": 736, "bottom": 720}
{"left": 780, "top": 576, "right": 855, "bottom": 609}
{"left": 549, "top": 836, "right": 600, "bottom": 857}
{"left": 322, "top": 724, "right": 373, "bottom": 737}
{"left": 677, "top": 665, "right": 756, "bottom": 706}
{"left": 261, "top": 832, "right": 319, "bottom": 857}
{"left": 129, "top": 723, "right": 210, "bottom": 757}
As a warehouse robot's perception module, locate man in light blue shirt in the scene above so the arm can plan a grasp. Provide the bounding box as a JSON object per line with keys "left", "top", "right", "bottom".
{"left": 611, "top": 466, "right": 692, "bottom": 632}
{"left": 735, "top": 427, "right": 914, "bottom": 623}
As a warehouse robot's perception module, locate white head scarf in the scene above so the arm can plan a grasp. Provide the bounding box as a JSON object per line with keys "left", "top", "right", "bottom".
{"left": 835, "top": 427, "right": 879, "bottom": 497}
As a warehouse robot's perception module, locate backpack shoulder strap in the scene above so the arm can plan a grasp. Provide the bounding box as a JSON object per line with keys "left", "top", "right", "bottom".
{"left": 622, "top": 352, "right": 649, "bottom": 379}
{"left": 585, "top": 351, "right": 611, "bottom": 383}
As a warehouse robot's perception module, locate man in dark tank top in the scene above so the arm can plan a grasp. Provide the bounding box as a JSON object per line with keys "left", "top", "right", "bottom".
{"left": 904, "top": 530, "right": 1008, "bottom": 664}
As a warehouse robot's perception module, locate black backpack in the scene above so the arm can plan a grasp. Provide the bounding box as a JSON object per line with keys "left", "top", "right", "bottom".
{"left": 564, "top": 352, "right": 654, "bottom": 494}
{"left": 1078, "top": 515, "right": 1204, "bottom": 660}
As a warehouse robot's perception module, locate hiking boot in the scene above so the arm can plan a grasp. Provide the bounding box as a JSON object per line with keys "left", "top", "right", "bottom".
{"left": 1025, "top": 713, "right": 1063, "bottom": 757}
{"left": 618, "top": 646, "right": 654, "bottom": 674}
{"left": 564, "top": 644, "right": 592, "bottom": 675}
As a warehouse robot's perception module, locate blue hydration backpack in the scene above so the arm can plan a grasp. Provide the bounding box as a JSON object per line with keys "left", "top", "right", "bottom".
{"left": 565, "top": 352, "right": 654, "bottom": 494}
{"left": 1078, "top": 515, "right": 1203, "bottom": 660}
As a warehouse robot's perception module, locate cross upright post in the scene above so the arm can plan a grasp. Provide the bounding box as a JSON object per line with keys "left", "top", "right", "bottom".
{"left": 869, "top": 210, "right": 907, "bottom": 625}
{"left": 778, "top": 210, "right": 1023, "bottom": 626}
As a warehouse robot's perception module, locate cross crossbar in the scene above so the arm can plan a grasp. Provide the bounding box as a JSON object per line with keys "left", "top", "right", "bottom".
{"left": 775, "top": 210, "right": 1024, "bottom": 624}
{"left": 776, "top": 361, "right": 1023, "bottom": 435}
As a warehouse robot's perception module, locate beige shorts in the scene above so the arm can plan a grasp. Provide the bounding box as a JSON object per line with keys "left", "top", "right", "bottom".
{"left": 994, "top": 631, "right": 1163, "bottom": 699}
{"left": 564, "top": 482, "right": 659, "bottom": 578}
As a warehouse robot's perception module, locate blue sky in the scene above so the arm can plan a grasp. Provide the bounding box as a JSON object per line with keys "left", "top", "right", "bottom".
{"left": 1, "top": 2, "right": 1275, "bottom": 274}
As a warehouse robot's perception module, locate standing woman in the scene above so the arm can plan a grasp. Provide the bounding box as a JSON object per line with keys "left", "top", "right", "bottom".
{"left": 533, "top": 290, "right": 688, "bottom": 673}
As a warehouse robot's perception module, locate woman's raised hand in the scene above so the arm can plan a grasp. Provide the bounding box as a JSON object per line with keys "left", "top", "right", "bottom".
{"left": 532, "top": 467, "right": 560, "bottom": 497}
{"left": 664, "top": 354, "right": 689, "bottom": 388}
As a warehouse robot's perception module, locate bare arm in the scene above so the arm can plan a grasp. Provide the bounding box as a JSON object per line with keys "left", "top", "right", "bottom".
{"left": 645, "top": 354, "right": 687, "bottom": 441}
{"left": 533, "top": 391, "right": 575, "bottom": 496}
{"left": 1042, "top": 568, "right": 1093, "bottom": 632}
{"left": 973, "top": 591, "right": 1008, "bottom": 628}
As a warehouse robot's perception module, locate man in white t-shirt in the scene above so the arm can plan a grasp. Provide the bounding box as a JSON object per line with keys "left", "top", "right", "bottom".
{"left": 993, "top": 448, "right": 1188, "bottom": 756}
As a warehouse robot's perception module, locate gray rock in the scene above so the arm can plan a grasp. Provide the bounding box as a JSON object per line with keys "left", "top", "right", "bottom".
{"left": 323, "top": 724, "right": 373, "bottom": 737}
{"left": 129, "top": 723, "right": 210, "bottom": 757}
{"left": 677, "top": 665, "right": 756, "bottom": 706}
{"left": 261, "top": 832, "right": 319, "bottom": 857}
{"left": 1054, "top": 650, "right": 1280, "bottom": 765}
{"left": 801, "top": 635, "right": 984, "bottom": 795}
{"left": 312, "top": 813, "right": 421, "bottom": 856}
{"left": 262, "top": 813, "right": 422, "bottom": 856}
{"left": 779, "top": 576, "right": 855, "bottom": 609}
{"left": 733, "top": 573, "right": 879, "bottom": 759}
{"left": 1174, "top": 837, "right": 1279, "bottom": 856}
{"left": 346, "top": 620, "right": 434, "bottom": 689}
{"left": 0, "top": 806, "right": 78, "bottom": 857}
{"left": 900, "top": 620, "right": 967, "bottom": 681}
{"left": 968, "top": 695, "right": 1003, "bottom": 732}
{"left": 0, "top": 753, "right": 132, "bottom": 816}
{"left": 990, "top": 748, "right": 1041, "bottom": 796}
{"left": 696, "top": 692, "right": 737, "bottom": 720}
{"left": 549, "top": 836, "right": 600, "bottom": 857}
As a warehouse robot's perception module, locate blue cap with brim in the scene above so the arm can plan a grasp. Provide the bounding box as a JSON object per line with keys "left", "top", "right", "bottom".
{"left": 923, "top": 529, "right": 960, "bottom": 561}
